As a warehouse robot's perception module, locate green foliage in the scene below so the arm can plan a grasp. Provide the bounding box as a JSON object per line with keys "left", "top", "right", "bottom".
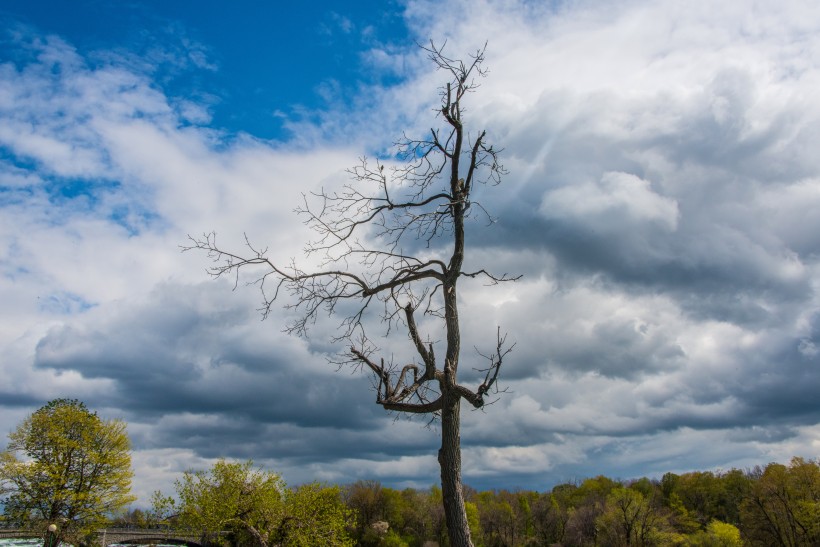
{"left": 686, "top": 520, "right": 743, "bottom": 546}
{"left": 530, "top": 492, "right": 568, "bottom": 545}
{"left": 0, "top": 398, "right": 135, "bottom": 544}
{"left": 464, "top": 501, "right": 481, "bottom": 545}
{"left": 345, "top": 480, "right": 387, "bottom": 541}
{"left": 326, "top": 457, "right": 817, "bottom": 546}
{"left": 476, "top": 491, "right": 517, "bottom": 546}
{"left": 706, "top": 520, "right": 742, "bottom": 546}
{"left": 281, "top": 482, "right": 354, "bottom": 547}
{"left": 596, "top": 486, "right": 673, "bottom": 546}
{"left": 666, "top": 492, "right": 701, "bottom": 534}
{"left": 380, "top": 529, "right": 410, "bottom": 547}
{"left": 147, "top": 489, "right": 177, "bottom": 526}
{"left": 668, "top": 470, "right": 752, "bottom": 527}
{"left": 401, "top": 487, "right": 445, "bottom": 546}
{"left": 175, "top": 459, "right": 286, "bottom": 546}
{"left": 110, "top": 507, "right": 149, "bottom": 528}
{"left": 168, "top": 459, "right": 353, "bottom": 547}
{"left": 739, "top": 457, "right": 820, "bottom": 546}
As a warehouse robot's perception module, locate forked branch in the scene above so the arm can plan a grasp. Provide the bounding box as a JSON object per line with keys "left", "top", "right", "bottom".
{"left": 182, "top": 42, "right": 518, "bottom": 421}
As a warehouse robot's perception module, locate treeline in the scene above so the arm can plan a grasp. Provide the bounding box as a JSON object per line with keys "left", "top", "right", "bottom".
{"left": 7, "top": 399, "right": 816, "bottom": 545}
{"left": 116, "top": 456, "right": 820, "bottom": 547}
{"left": 337, "top": 456, "right": 819, "bottom": 546}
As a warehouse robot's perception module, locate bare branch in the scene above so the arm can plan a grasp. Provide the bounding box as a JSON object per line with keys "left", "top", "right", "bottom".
{"left": 184, "top": 43, "right": 519, "bottom": 547}
{"left": 476, "top": 327, "right": 514, "bottom": 398}
{"left": 460, "top": 269, "right": 523, "bottom": 284}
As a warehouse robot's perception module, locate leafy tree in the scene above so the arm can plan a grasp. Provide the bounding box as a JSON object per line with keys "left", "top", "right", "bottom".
{"left": 380, "top": 529, "right": 410, "bottom": 547}
{"left": 173, "top": 459, "right": 286, "bottom": 546}
{"left": 380, "top": 487, "right": 411, "bottom": 537}
{"left": 0, "top": 399, "right": 135, "bottom": 544}
{"left": 672, "top": 470, "right": 750, "bottom": 527}
{"left": 281, "top": 482, "right": 355, "bottom": 547}
{"left": 564, "top": 504, "right": 604, "bottom": 547}
{"left": 660, "top": 472, "right": 680, "bottom": 501}
{"left": 184, "top": 42, "right": 515, "bottom": 547}
{"left": 147, "top": 490, "right": 177, "bottom": 527}
{"left": 665, "top": 492, "right": 701, "bottom": 536}
{"left": 717, "top": 469, "right": 751, "bottom": 525}
{"left": 739, "top": 458, "right": 820, "bottom": 546}
{"left": 475, "top": 490, "right": 516, "bottom": 546}
{"left": 169, "top": 459, "right": 354, "bottom": 547}
{"left": 464, "top": 501, "right": 482, "bottom": 545}
{"left": 596, "top": 487, "right": 670, "bottom": 547}
{"left": 110, "top": 507, "right": 149, "bottom": 528}
{"left": 628, "top": 477, "right": 658, "bottom": 500}
{"left": 688, "top": 520, "right": 743, "bottom": 547}
{"left": 345, "top": 480, "right": 386, "bottom": 542}
{"left": 531, "top": 492, "right": 568, "bottom": 545}
{"left": 397, "top": 486, "right": 444, "bottom": 545}
{"left": 345, "top": 482, "right": 418, "bottom": 545}
{"left": 427, "top": 485, "right": 450, "bottom": 546}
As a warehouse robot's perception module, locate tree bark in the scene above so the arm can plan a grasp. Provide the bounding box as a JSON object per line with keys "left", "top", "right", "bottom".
{"left": 439, "top": 395, "right": 473, "bottom": 547}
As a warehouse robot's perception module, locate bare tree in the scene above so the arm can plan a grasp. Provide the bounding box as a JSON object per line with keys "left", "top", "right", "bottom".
{"left": 183, "top": 42, "right": 518, "bottom": 547}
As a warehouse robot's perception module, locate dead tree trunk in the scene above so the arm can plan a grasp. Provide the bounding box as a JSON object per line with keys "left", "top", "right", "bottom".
{"left": 440, "top": 395, "right": 471, "bottom": 545}
{"left": 184, "top": 42, "right": 517, "bottom": 547}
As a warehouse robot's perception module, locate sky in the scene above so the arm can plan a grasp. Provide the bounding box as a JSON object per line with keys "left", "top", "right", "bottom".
{"left": 1, "top": 0, "right": 820, "bottom": 507}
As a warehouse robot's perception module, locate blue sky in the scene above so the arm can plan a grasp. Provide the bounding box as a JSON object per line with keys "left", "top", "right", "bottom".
{"left": 2, "top": 0, "right": 820, "bottom": 507}
{"left": 1, "top": 0, "right": 409, "bottom": 139}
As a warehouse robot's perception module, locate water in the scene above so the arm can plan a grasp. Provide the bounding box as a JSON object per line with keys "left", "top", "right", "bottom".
{"left": 0, "top": 540, "right": 42, "bottom": 547}
{"left": 0, "top": 541, "right": 179, "bottom": 547}
{"left": 0, "top": 541, "right": 64, "bottom": 547}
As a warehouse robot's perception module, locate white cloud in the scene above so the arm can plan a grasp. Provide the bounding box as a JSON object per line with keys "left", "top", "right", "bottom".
{"left": 540, "top": 171, "right": 679, "bottom": 231}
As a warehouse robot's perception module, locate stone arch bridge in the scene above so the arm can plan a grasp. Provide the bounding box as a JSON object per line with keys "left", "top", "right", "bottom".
{"left": 0, "top": 528, "right": 206, "bottom": 547}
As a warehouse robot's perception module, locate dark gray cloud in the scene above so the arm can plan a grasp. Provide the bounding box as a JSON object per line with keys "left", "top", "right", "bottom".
{"left": 32, "top": 282, "right": 382, "bottom": 431}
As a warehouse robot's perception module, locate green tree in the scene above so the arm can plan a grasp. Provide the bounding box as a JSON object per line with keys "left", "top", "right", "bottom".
{"left": 380, "top": 529, "right": 410, "bottom": 547}
{"left": 673, "top": 470, "right": 750, "bottom": 527}
{"left": 380, "top": 487, "right": 411, "bottom": 538}
{"left": 345, "top": 480, "right": 386, "bottom": 543}
{"left": 171, "top": 459, "right": 354, "bottom": 547}
{"left": 396, "top": 487, "right": 443, "bottom": 545}
{"left": 174, "top": 459, "right": 285, "bottom": 546}
{"left": 0, "top": 399, "right": 135, "bottom": 544}
{"left": 739, "top": 458, "right": 820, "bottom": 546}
{"left": 464, "top": 501, "right": 482, "bottom": 546}
{"left": 531, "top": 492, "right": 568, "bottom": 545}
{"left": 147, "top": 490, "right": 177, "bottom": 527}
{"left": 687, "top": 520, "right": 743, "bottom": 547}
{"left": 183, "top": 42, "right": 514, "bottom": 547}
{"left": 475, "top": 490, "right": 515, "bottom": 546}
{"left": 280, "top": 483, "right": 355, "bottom": 547}
{"left": 596, "top": 487, "right": 669, "bottom": 547}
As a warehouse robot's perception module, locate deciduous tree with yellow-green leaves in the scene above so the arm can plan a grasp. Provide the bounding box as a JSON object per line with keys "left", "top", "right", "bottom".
{"left": 159, "top": 459, "right": 355, "bottom": 547}
{"left": 0, "top": 399, "right": 135, "bottom": 544}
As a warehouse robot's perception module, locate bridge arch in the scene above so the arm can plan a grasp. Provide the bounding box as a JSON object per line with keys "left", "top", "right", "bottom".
{"left": 105, "top": 539, "right": 202, "bottom": 547}
{"left": 98, "top": 529, "right": 204, "bottom": 547}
